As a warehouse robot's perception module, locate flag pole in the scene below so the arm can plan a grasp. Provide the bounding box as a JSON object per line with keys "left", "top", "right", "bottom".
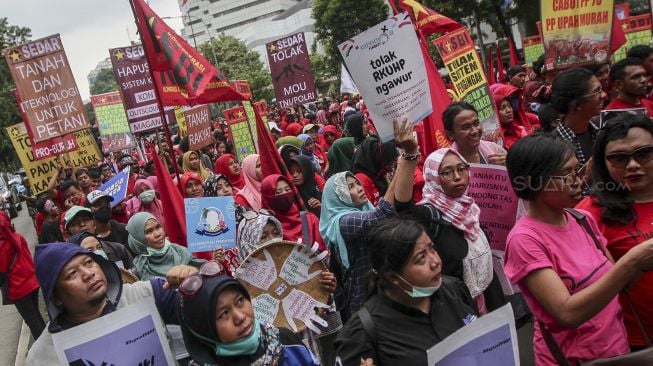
{"left": 128, "top": 0, "right": 183, "bottom": 190}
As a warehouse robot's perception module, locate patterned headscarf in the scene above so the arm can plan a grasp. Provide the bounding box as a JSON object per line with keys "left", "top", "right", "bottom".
{"left": 420, "top": 148, "right": 481, "bottom": 241}
{"left": 236, "top": 212, "right": 282, "bottom": 261}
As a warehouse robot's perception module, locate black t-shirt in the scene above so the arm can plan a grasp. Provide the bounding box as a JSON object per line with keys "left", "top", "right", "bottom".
{"left": 334, "top": 276, "right": 477, "bottom": 365}
{"left": 97, "top": 220, "right": 131, "bottom": 255}
{"left": 39, "top": 220, "right": 63, "bottom": 244}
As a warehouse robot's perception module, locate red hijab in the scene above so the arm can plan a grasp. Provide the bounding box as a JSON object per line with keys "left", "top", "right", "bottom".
{"left": 180, "top": 172, "right": 204, "bottom": 198}
{"left": 285, "top": 123, "right": 304, "bottom": 137}
{"left": 214, "top": 154, "right": 244, "bottom": 189}
{"left": 261, "top": 175, "right": 303, "bottom": 240}
{"left": 319, "top": 125, "right": 339, "bottom": 151}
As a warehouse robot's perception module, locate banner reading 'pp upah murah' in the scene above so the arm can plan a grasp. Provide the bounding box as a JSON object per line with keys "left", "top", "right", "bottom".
{"left": 266, "top": 32, "right": 317, "bottom": 109}
{"left": 4, "top": 34, "right": 90, "bottom": 142}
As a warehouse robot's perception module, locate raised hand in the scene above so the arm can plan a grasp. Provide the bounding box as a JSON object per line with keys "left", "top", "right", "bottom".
{"left": 281, "top": 288, "right": 330, "bottom": 333}
{"left": 279, "top": 241, "right": 328, "bottom": 286}
{"left": 393, "top": 117, "right": 418, "bottom": 154}
{"left": 235, "top": 249, "right": 277, "bottom": 290}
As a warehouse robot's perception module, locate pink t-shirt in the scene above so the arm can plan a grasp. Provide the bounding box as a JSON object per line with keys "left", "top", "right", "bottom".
{"left": 504, "top": 211, "right": 629, "bottom": 365}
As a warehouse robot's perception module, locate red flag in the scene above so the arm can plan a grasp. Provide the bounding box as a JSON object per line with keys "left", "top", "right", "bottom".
{"left": 611, "top": 12, "right": 627, "bottom": 55}
{"left": 388, "top": 0, "right": 462, "bottom": 36}
{"left": 487, "top": 47, "right": 496, "bottom": 84}
{"left": 508, "top": 37, "right": 520, "bottom": 66}
{"left": 496, "top": 41, "right": 505, "bottom": 83}
{"left": 150, "top": 144, "right": 187, "bottom": 247}
{"left": 254, "top": 107, "right": 287, "bottom": 179}
{"left": 419, "top": 39, "right": 451, "bottom": 152}
{"left": 131, "top": 0, "right": 246, "bottom": 105}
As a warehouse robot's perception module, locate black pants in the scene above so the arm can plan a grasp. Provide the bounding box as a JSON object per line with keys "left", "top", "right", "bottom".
{"left": 14, "top": 289, "right": 46, "bottom": 339}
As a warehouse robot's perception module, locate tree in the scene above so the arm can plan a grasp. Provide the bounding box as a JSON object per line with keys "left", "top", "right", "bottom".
{"left": 312, "top": 0, "right": 389, "bottom": 77}
{"left": 89, "top": 68, "right": 118, "bottom": 95}
{"left": 0, "top": 18, "right": 31, "bottom": 171}
{"left": 199, "top": 34, "right": 273, "bottom": 101}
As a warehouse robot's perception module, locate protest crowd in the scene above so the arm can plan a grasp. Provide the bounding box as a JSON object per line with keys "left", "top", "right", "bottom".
{"left": 4, "top": 0, "right": 653, "bottom": 365}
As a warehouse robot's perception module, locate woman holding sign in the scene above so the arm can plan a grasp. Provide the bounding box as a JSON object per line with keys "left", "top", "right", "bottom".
{"left": 504, "top": 133, "right": 653, "bottom": 365}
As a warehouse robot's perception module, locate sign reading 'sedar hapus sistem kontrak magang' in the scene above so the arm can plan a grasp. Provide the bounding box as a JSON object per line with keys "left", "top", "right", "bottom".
{"left": 109, "top": 45, "right": 163, "bottom": 134}
{"left": 265, "top": 33, "right": 317, "bottom": 109}
{"left": 4, "top": 34, "right": 90, "bottom": 142}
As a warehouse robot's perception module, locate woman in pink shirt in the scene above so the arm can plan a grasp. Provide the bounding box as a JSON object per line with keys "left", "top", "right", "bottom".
{"left": 504, "top": 133, "right": 653, "bottom": 365}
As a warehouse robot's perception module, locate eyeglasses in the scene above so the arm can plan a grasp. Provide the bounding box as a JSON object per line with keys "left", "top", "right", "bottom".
{"left": 605, "top": 145, "right": 653, "bottom": 168}
{"left": 179, "top": 261, "right": 225, "bottom": 298}
{"left": 438, "top": 164, "right": 470, "bottom": 181}
{"left": 581, "top": 86, "right": 603, "bottom": 99}
{"left": 549, "top": 169, "right": 580, "bottom": 185}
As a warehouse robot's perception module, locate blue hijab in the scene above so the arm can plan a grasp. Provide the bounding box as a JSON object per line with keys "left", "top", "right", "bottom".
{"left": 297, "top": 134, "right": 320, "bottom": 172}
{"left": 319, "top": 172, "right": 374, "bottom": 269}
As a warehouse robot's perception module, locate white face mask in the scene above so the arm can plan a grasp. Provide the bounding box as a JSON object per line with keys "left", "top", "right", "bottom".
{"left": 138, "top": 190, "right": 156, "bottom": 203}
{"left": 93, "top": 249, "right": 108, "bottom": 260}
{"left": 395, "top": 273, "right": 441, "bottom": 298}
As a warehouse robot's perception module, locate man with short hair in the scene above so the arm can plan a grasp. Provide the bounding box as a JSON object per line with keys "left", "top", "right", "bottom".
{"left": 507, "top": 65, "right": 528, "bottom": 89}
{"left": 36, "top": 197, "right": 63, "bottom": 244}
{"left": 627, "top": 45, "right": 653, "bottom": 102}
{"left": 74, "top": 169, "right": 93, "bottom": 195}
{"left": 100, "top": 163, "right": 114, "bottom": 183}
{"left": 60, "top": 180, "right": 85, "bottom": 209}
{"left": 26, "top": 243, "right": 196, "bottom": 365}
{"left": 605, "top": 57, "right": 653, "bottom": 116}
{"left": 63, "top": 206, "right": 96, "bottom": 237}
{"left": 86, "top": 190, "right": 130, "bottom": 252}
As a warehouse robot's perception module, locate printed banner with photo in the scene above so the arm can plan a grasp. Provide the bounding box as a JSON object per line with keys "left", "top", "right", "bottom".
{"left": 235, "top": 241, "right": 330, "bottom": 333}
{"left": 433, "top": 28, "right": 501, "bottom": 143}
{"left": 340, "top": 13, "right": 433, "bottom": 142}
{"left": 4, "top": 34, "right": 90, "bottom": 142}
{"left": 98, "top": 167, "right": 131, "bottom": 207}
{"left": 540, "top": 0, "right": 614, "bottom": 70}
{"left": 109, "top": 45, "right": 163, "bottom": 134}
{"left": 90, "top": 91, "right": 136, "bottom": 153}
{"left": 184, "top": 196, "right": 237, "bottom": 252}
{"left": 224, "top": 105, "right": 256, "bottom": 162}
{"left": 52, "top": 299, "right": 176, "bottom": 365}
{"left": 600, "top": 107, "right": 647, "bottom": 127}
{"left": 184, "top": 104, "right": 212, "bottom": 150}
{"left": 427, "top": 304, "right": 519, "bottom": 365}
{"left": 265, "top": 32, "right": 317, "bottom": 109}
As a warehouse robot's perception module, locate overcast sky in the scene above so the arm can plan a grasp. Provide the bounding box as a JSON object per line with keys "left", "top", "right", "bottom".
{"left": 4, "top": 0, "right": 183, "bottom": 101}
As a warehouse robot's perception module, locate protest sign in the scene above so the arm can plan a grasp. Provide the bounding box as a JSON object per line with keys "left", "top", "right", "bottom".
{"left": 67, "top": 129, "right": 103, "bottom": 169}
{"left": 4, "top": 34, "right": 90, "bottom": 142}
{"left": 236, "top": 241, "right": 329, "bottom": 333}
{"left": 98, "top": 167, "right": 130, "bottom": 207}
{"left": 184, "top": 196, "right": 237, "bottom": 252}
{"left": 266, "top": 32, "right": 317, "bottom": 109}
{"left": 540, "top": 0, "right": 614, "bottom": 70}
{"left": 242, "top": 101, "right": 259, "bottom": 152}
{"left": 52, "top": 299, "right": 176, "bottom": 365}
{"left": 522, "top": 35, "right": 545, "bottom": 65}
{"left": 613, "top": 14, "right": 653, "bottom": 62}
{"left": 427, "top": 304, "right": 519, "bottom": 365}
{"left": 110, "top": 45, "right": 163, "bottom": 134}
{"left": 91, "top": 91, "right": 136, "bottom": 153}
{"left": 434, "top": 28, "right": 501, "bottom": 143}
{"left": 6, "top": 123, "right": 58, "bottom": 195}
{"left": 185, "top": 104, "right": 212, "bottom": 150}
{"left": 340, "top": 13, "right": 433, "bottom": 142}
{"left": 224, "top": 105, "right": 256, "bottom": 162}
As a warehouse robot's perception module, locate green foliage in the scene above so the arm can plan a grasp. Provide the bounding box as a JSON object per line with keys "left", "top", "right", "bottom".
{"left": 199, "top": 34, "right": 273, "bottom": 101}
{"left": 0, "top": 18, "right": 31, "bottom": 172}
{"left": 312, "top": 0, "right": 389, "bottom": 77}
{"left": 89, "top": 68, "right": 118, "bottom": 95}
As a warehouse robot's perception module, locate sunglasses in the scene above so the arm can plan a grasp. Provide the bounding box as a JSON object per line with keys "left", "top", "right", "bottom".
{"left": 179, "top": 261, "right": 226, "bottom": 298}
{"left": 605, "top": 145, "right": 653, "bottom": 168}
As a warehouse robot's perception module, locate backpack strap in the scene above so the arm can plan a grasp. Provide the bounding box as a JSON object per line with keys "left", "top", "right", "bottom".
{"left": 565, "top": 208, "right": 606, "bottom": 255}
{"left": 299, "top": 211, "right": 311, "bottom": 246}
{"left": 358, "top": 306, "right": 380, "bottom": 363}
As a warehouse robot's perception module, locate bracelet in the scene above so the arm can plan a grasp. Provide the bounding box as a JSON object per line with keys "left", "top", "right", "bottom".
{"left": 400, "top": 151, "right": 421, "bottom": 161}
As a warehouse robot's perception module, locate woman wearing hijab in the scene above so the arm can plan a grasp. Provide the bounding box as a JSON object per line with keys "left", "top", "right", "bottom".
{"left": 126, "top": 212, "right": 205, "bottom": 280}
{"left": 352, "top": 138, "right": 399, "bottom": 206}
{"left": 260, "top": 174, "right": 326, "bottom": 252}
{"left": 344, "top": 112, "right": 369, "bottom": 147}
{"left": 289, "top": 156, "right": 323, "bottom": 217}
{"left": 236, "top": 212, "right": 284, "bottom": 262}
{"left": 126, "top": 179, "right": 165, "bottom": 227}
{"left": 182, "top": 151, "right": 211, "bottom": 182}
{"left": 319, "top": 117, "right": 418, "bottom": 320}
{"left": 181, "top": 172, "right": 205, "bottom": 198}
{"left": 319, "top": 125, "right": 339, "bottom": 152}
{"left": 178, "top": 267, "right": 318, "bottom": 366}
{"left": 326, "top": 137, "right": 355, "bottom": 178}
{"left": 297, "top": 134, "right": 322, "bottom": 174}
{"left": 396, "top": 148, "right": 503, "bottom": 314}
{"left": 234, "top": 154, "right": 263, "bottom": 211}
{"left": 492, "top": 84, "right": 534, "bottom": 149}
{"left": 279, "top": 144, "right": 301, "bottom": 168}
{"left": 67, "top": 231, "right": 134, "bottom": 270}
{"left": 214, "top": 154, "right": 244, "bottom": 190}
{"left": 204, "top": 174, "right": 234, "bottom": 197}
{"left": 285, "top": 122, "right": 304, "bottom": 137}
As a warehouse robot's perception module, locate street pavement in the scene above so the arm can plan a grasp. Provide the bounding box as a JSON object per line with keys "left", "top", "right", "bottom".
{"left": 0, "top": 202, "right": 40, "bottom": 366}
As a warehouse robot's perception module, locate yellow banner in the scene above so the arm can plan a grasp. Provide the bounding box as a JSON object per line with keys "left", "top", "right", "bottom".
{"left": 175, "top": 107, "right": 187, "bottom": 137}
{"left": 6, "top": 123, "right": 59, "bottom": 195}
{"left": 67, "top": 129, "right": 103, "bottom": 169}
{"left": 540, "top": 0, "right": 614, "bottom": 70}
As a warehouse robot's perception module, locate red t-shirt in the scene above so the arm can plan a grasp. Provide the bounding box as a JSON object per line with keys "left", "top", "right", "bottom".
{"left": 605, "top": 97, "right": 653, "bottom": 119}
{"left": 354, "top": 173, "right": 380, "bottom": 206}
{"left": 576, "top": 197, "right": 653, "bottom": 346}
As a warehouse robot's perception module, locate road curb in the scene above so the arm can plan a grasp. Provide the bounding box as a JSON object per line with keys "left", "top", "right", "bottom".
{"left": 14, "top": 321, "right": 29, "bottom": 366}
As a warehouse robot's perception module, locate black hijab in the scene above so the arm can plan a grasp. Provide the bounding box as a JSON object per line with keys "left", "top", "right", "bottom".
{"left": 352, "top": 137, "right": 399, "bottom": 195}
{"left": 290, "top": 155, "right": 322, "bottom": 217}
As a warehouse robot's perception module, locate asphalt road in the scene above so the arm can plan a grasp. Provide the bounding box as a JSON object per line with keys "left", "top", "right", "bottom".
{"left": 0, "top": 202, "right": 40, "bottom": 366}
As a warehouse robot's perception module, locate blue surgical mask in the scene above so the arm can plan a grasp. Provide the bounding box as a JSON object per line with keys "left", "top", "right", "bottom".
{"left": 146, "top": 239, "right": 170, "bottom": 256}
{"left": 395, "top": 273, "right": 441, "bottom": 298}
{"left": 214, "top": 319, "right": 261, "bottom": 356}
